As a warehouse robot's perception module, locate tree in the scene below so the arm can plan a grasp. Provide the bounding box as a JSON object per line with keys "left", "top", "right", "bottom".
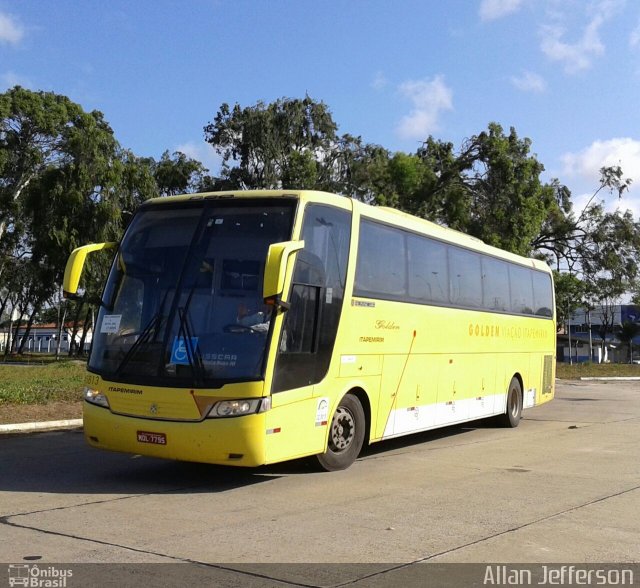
{"left": 117, "top": 150, "right": 158, "bottom": 212}
{"left": 553, "top": 271, "right": 586, "bottom": 328}
{"left": 0, "top": 87, "right": 154, "bottom": 356}
{"left": 204, "top": 96, "right": 382, "bottom": 195}
{"left": 578, "top": 208, "right": 640, "bottom": 359}
{"left": 0, "top": 87, "right": 127, "bottom": 285}
{"left": 205, "top": 96, "right": 337, "bottom": 189}
{"left": 153, "top": 150, "right": 208, "bottom": 196}
{"left": 409, "top": 124, "right": 560, "bottom": 256}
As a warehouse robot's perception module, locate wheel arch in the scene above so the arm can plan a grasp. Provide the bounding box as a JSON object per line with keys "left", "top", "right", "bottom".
{"left": 340, "top": 386, "right": 372, "bottom": 447}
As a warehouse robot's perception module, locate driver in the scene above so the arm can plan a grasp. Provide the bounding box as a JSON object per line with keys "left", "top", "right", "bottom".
{"left": 237, "top": 303, "right": 270, "bottom": 332}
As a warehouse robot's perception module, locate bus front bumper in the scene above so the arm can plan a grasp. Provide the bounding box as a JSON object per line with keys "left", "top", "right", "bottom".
{"left": 83, "top": 401, "right": 267, "bottom": 467}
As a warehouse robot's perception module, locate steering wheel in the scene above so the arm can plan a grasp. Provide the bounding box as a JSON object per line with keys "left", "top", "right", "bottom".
{"left": 223, "top": 324, "right": 256, "bottom": 334}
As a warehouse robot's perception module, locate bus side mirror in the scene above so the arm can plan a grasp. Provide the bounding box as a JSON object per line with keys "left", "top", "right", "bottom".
{"left": 263, "top": 240, "right": 304, "bottom": 310}
{"left": 63, "top": 242, "right": 117, "bottom": 299}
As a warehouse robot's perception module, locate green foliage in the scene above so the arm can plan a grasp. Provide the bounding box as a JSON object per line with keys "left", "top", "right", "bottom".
{"left": 0, "top": 87, "right": 124, "bottom": 292}
{"left": 553, "top": 271, "right": 585, "bottom": 326}
{"left": 204, "top": 96, "right": 383, "bottom": 195}
{"left": 153, "top": 150, "right": 208, "bottom": 196}
{"left": 412, "top": 123, "right": 559, "bottom": 256}
{"left": 204, "top": 96, "right": 337, "bottom": 189}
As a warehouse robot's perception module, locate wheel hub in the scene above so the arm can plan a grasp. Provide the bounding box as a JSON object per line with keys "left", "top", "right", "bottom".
{"left": 329, "top": 407, "right": 355, "bottom": 452}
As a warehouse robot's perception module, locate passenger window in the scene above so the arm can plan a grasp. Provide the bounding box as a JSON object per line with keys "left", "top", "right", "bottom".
{"left": 509, "top": 265, "right": 534, "bottom": 314}
{"left": 532, "top": 271, "right": 553, "bottom": 317}
{"left": 448, "top": 247, "right": 482, "bottom": 308}
{"left": 355, "top": 220, "right": 407, "bottom": 299}
{"left": 482, "top": 257, "right": 510, "bottom": 311}
{"left": 408, "top": 235, "right": 448, "bottom": 303}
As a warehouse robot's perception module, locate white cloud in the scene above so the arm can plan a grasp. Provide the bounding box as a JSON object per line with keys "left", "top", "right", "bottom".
{"left": 539, "top": 23, "right": 603, "bottom": 73}
{"left": 371, "top": 71, "right": 388, "bottom": 91}
{"left": 0, "top": 12, "right": 24, "bottom": 45}
{"left": 561, "top": 138, "right": 640, "bottom": 216}
{"left": 396, "top": 75, "right": 453, "bottom": 141}
{"left": 479, "top": 0, "right": 525, "bottom": 22}
{"left": 510, "top": 70, "right": 547, "bottom": 93}
{"left": 175, "top": 141, "right": 222, "bottom": 175}
{"left": 539, "top": 0, "right": 623, "bottom": 73}
{"left": 1, "top": 71, "right": 32, "bottom": 90}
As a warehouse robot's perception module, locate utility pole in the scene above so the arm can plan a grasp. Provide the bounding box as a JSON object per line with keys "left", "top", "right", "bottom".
{"left": 587, "top": 308, "right": 593, "bottom": 363}
{"left": 567, "top": 301, "right": 572, "bottom": 366}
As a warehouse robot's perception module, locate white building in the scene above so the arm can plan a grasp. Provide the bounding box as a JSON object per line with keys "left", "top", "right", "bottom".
{"left": 0, "top": 323, "right": 92, "bottom": 354}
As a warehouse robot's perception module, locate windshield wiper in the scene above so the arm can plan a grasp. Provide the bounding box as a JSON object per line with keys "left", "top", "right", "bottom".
{"left": 114, "top": 287, "right": 172, "bottom": 377}
{"left": 177, "top": 306, "right": 205, "bottom": 386}
{"left": 115, "top": 312, "right": 165, "bottom": 377}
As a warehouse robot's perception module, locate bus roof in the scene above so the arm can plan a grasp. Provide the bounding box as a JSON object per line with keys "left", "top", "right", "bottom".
{"left": 142, "top": 190, "right": 551, "bottom": 274}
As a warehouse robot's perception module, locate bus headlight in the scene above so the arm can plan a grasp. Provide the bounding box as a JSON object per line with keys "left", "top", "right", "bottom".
{"left": 207, "top": 397, "right": 271, "bottom": 418}
{"left": 84, "top": 386, "right": 110, "bottom": 408}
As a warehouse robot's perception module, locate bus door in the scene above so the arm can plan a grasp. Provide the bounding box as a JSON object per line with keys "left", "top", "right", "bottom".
{"left": 265, "top": 203, "right": 352, "bottom": 463}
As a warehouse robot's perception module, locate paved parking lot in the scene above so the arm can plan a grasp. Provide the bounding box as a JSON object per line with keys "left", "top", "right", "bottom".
{"left": 1, "top": 380, "right": 638, "bottom": 586}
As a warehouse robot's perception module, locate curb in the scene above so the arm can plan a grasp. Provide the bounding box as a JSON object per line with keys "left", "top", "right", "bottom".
{"left": 579, "top": 377, "right": 640, "bottom": 381}
{"left": 0, "top": 419, "right": 83, "bottom": 434}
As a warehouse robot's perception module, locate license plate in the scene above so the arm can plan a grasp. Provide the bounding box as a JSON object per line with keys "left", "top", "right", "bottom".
{"left": 137, "top": 431, "right": 167, "bottom": 445}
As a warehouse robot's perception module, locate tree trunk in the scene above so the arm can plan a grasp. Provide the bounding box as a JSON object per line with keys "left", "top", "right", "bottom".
{"left": 67, "top": 302, "right": 84, "bottom": 356}
{"left": 55, "top": 304, "right": 67, "bottom": 360}
{"left": 0, "top": 293, "right": 9, "bottom": 322}
{"left": 0, "top": 173, "right": 34, "bottom": 245}
{"left": 17, "top": 305, "right": 40, "bottom": 355}
{"left": 76, "top": 306, "right": 93, "bottom": 356}
{"left": 10, "top": 310, "right": 26, "bottom": 354}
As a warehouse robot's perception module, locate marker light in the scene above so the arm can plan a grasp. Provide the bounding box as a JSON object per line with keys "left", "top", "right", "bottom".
{"left": 207, "top": 397, "right": 271, "bottom": 418}
{"left": 84, "top": 386, "right": 110, "bottom": 408}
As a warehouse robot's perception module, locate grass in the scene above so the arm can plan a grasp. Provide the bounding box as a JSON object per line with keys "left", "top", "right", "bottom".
{"left": 0, "top": 352, "right": 74, "bottom": 365}
{"left": 0, "top": 359, "right": 87, "bottom": 405}
{"left": 556, "top": 362, "right": 640, "bottom": 380}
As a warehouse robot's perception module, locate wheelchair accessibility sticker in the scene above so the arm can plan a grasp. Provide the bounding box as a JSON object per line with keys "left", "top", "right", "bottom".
{"left": 171, "top": 336, "right": 199, "bottom": 365}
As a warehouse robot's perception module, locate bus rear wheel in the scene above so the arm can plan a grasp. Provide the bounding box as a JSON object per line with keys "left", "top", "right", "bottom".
{"left": 315, "top": 394, "right": 365, "bottom": 471}
{"left": 498, "top": 377, "right": 522, "bottom": 428}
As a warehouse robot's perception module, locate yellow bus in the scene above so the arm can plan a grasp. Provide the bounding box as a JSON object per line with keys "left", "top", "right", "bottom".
{"left": 64, "top": 190, "right": 555, "bottom": 471}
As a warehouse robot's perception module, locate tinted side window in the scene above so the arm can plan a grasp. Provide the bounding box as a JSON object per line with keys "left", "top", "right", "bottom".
{"left": 532, "top": 271, "right": 553, "bottom": 317}
{"left": 509, "top": 265, "right": 534, "bottom": 314}
{"left": 407, "top": 235, "right": 448, "bottom": 303}
{"left": 355, "top": 220, "right": 406, "bottom": 299}
{"left": 482, "top": 257, "right": 510, "bottom": 311}
{"left": 283, "top": 284, "right": 319, "bottom": 353}
{"left": 273, "top": 204, "right": 352, "bottom": 392}
{"left": 449, "top": 247, "right": 482, "bottom": 308}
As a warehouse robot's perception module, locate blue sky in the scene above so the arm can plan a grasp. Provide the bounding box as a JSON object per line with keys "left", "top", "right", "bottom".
{"left": 1, "top": 0, "right": 640, "bottom": 215}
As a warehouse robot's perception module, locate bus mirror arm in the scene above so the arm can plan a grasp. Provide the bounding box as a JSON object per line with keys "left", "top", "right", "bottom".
{"left": 263, "top": 294, "right": 291, "bottom": 312}
{"left": 263, "top": 240, "right": 304, "bottom": 304}
{"left": 63, "top": 242, "right": 117, "bottom": 299}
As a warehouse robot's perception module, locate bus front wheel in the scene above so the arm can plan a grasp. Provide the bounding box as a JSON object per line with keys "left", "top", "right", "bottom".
{"left": 498, "top": 377, "right": 522, "bottom": 428}
{"left": 315, "top": 394, "right": 365, "bottom": 471}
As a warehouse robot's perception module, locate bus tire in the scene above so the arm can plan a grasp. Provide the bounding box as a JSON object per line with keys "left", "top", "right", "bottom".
{"left": 499, "top": 377, "right": 522, "bottom": 428}
{"left": 315, "top": 394, "right": 365, "bottom": 471}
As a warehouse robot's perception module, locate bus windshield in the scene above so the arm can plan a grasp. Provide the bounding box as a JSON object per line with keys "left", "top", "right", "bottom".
{"left": 89, "top": 198, "right": 296, "bottom": 387}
